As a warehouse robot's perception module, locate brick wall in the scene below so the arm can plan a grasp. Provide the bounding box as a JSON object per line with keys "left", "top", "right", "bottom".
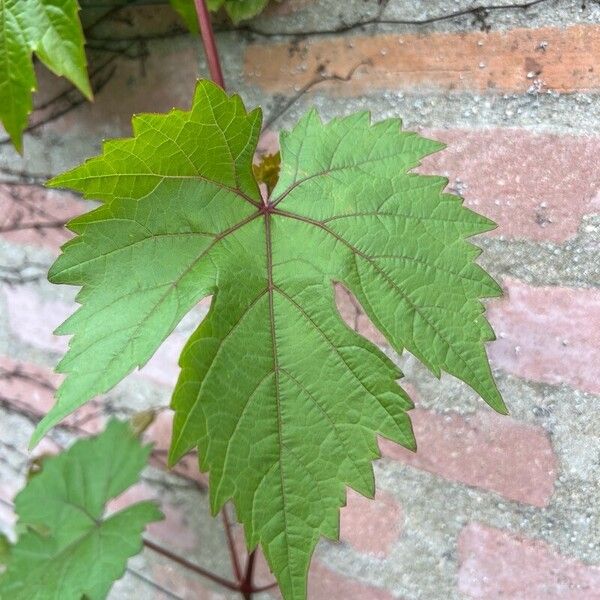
{"left": 1, "top": 1, "right": 599, "bottom": 598}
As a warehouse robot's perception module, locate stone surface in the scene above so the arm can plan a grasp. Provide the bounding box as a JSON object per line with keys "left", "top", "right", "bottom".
{"left": 340, "top": 489, "right": 404, "bottom": 556}
{"left": 381, "top": 407, "right": 557, "bottom": 507}
{"left": 458, "top": 522, "right": 600, "bottom": 599}
{"left": 422, "top": 130, "right": 600, "bottom": 243}
{"left": 0, "top": 1, "right": 599, "bottom": 599}
{"left": 488, "top": 279, "right": 600, "bottom": 394}
{"left": 245, "top": 25, "right": 600, "bottom": 95}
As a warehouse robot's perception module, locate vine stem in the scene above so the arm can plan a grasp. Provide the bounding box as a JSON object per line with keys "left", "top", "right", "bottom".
{"left": 193, "top": 0, "right": 226, "bottom": 88}
{"left": 222, "top": 505, "right": 243, "bottom": 582}
{"left": 143, "top": 537, "right": 240, "bottom": 591}
{"left": 240, "top": 550, "right": 257, "bottom": 599}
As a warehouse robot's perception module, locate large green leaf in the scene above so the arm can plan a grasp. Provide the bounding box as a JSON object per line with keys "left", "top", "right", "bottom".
{"left": 39, "top": 80, "right": 504, "bottom": 599}
{"left": 0, "top": 0, "right": 91, "bottom": 152}
{"left": 0, "top": 420, "right": 162, "bottom": 599}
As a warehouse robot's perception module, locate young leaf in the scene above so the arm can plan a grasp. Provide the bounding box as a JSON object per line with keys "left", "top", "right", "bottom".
{"left": 171, "top": 0, "right": 270, "bottom": 27}
{"left": 0, "top": 0, "right": 92, "bottom": 152}
{"left": 0, "top": 420, "right": 162, "bottom": 599}
{"left": 40, "top": 80, "right": 504, "bottom": 599}
{"left": 253, "top": 151, "right": 281, "bottom": 195}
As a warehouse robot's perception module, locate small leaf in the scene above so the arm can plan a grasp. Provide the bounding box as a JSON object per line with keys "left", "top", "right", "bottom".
{"left": 253, "top": 151, "right": 281, "bottom": 196}
{"left": 130, "top": 408, "right": 157, "bottom": 436}
{"left": 0, "top": 0, "right": 91, "bottom": 152}
{"left": 42, "top": 80, "right": 504, "bottom": 600}
{"left": 0, "top": 420, "right": 162, "bottom": 599}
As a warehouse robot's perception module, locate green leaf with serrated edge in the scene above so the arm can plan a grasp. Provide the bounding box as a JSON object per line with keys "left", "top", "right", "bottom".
{"left": 0, "top": 0, "right": 91, "bottom": 152}
{"left": 0, "top": 420, "right": 162, "bottom": 599}
{"left": 39, "top": 80, "right": 504, "bottom": 600}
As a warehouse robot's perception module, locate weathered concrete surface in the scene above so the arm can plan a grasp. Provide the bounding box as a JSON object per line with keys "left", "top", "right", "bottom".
{"left": 0, "top": 0, "right": 598, "bottom": 599}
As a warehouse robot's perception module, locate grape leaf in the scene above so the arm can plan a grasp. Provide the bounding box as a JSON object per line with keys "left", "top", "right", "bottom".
{"left": 171, "top": 0, "right": 270, "bottom": 27}
{"left": 0, "top": 0, "right": 92, "bottom": 152}
{"left": 38, "top": 80, "right": 504, "bottom": 599}
{"left": 0, "top": 420, "right": 162, "bottom": 599}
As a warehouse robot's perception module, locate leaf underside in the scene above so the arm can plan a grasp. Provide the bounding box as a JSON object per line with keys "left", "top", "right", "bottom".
{"left": 0, "top": 0, "right": 91, "bottom": 152}
{"left": 39, "top": 80, "right": 504, "bottom": 600}
{"left": 0, "top": 420, "right": 162, "bottom": 599}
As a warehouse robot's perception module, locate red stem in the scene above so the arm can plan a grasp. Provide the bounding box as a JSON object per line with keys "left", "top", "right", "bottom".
{"left": 240, "top": 550, "right": 257, "bottom": 599}
{"left": 143, "top": 537, "right": 240, "bottom": 592}
{"left": 193, "top": 0, "right": 226, "bottom": 89}
{"left": 222, "top": 506, "right": 243, "bottom": 583}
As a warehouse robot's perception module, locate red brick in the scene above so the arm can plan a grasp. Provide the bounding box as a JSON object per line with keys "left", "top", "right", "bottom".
{"left": 422, "top": 129, "right": 600, "bottom": 243}
{"left": 108, "top": 482, "right": 198, "bottom": 552}
{"left": 381, "top": 408, "right": 556, "bottom": 507}
{"left": 488, "top": 279, "right": 600, "bottom": 394}
{"left": 150, "top": 562, "right": 228, "bottom": 599}
{"left": 246, "top": 25, "right": 600, "bottom": 95}
{"left": 340, "top": 489, "right": 403, "bottom": 556}
{"left": 3, "top": 286, "right": 70, "bottom": 353}
{"left": 0, "top": 185, "right": 84, "bottom": 251}
{"left": 259, "top": 127, "right": 599, "bottom": 244}
{"left": 459, "top": 522, "right": 600, "bottom": 599}
{"left": 307, "top": 562, "right": 396, "bottom": 600}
